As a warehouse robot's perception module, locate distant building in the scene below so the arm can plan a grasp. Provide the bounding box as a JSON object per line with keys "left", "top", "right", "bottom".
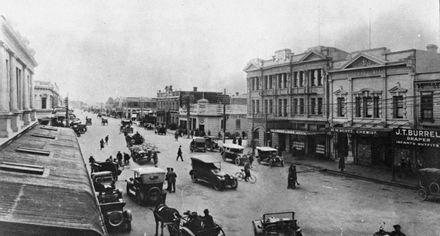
{"left": 118, "top": 97, "right": 156, "bottom": 120}
{"left": 156, "top": 85, "right": 229, "bottom": 126}
{"left": 178, "top": 96, "right": 248, "bottom": 136}
{"left": 0, "top": 16, "right": 38, "bottom": 139}
{"left": 33, "top": 80, "right": 62, "bottom": 117}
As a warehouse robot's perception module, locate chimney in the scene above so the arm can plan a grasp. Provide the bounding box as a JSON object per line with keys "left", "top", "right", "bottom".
{"left": 193, "top": 86, "right": 198, "bottom": 92}
{"left": 426, "top": 44, "right": 438, "bottom": 53}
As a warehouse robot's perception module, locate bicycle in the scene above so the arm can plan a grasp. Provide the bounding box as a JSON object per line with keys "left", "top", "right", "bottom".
{"left": 234, "top": 169, "right": 257, "bottom": 184}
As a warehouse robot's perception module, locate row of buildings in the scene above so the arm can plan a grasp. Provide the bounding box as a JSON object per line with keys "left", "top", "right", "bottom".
{"left": 103, "top": 86, "right": 249, "bottom": 137}
{"left": 245, "top": 45, "right": 440, "bottom": 169}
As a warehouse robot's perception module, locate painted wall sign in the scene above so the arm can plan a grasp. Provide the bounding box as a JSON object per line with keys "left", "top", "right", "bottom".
{"left": 393, "top": 128, "right": 440, "bottom": 148}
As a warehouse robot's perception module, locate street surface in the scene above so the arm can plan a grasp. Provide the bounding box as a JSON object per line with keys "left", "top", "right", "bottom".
{"left": 76, "top": 111, "right": 440, "bottom": 236}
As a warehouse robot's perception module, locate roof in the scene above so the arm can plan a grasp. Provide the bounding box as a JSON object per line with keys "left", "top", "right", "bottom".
{"left": 135, "top": 166, "right": 166, "bottom": 175}
{"left": 222, "top": 143, "right": 244, "bottom": 149}
{"left": 0, "top": 124, "right": 107, "bottom": 236}
{"left": 193, "top": 137, "right": 206, "bottom": 141}
{"left": 256, "top": 146, "right": 277, "bottom": 151}
{"left": 190, "top": 155, "right": 220, "bottom": 163}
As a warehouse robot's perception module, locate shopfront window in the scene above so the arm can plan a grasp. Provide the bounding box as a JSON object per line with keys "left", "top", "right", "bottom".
{"left": 421, "top": 92, "right": 433, "bottom": 121}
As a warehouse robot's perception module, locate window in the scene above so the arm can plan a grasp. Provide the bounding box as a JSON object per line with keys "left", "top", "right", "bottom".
{"left": 317, "top": 69, "right": 322, "bottom": 86}
{"left": 283, "top": 99, "right": 288, "bottom": 116}
{"left": 355, "top": 97, "right": 361, "bottom": 117}
{"left": 252, "top": 100, "right": 255, "bottom": 114}
{"left": 278, "top": 74, "right": 282, "bottom": 89}
{"left": 41, "top": 97, "right": 47, "bottom": 109}
{"left": 264, "top": 100, "right": 268, "bottom": 114}
{"left": 363, "top": 96, "right": 373, "bottom": 118}
{"left": 278, "top": 99, "right": 282, "bottom": 116}
{"left": 255, "top": 77, "right": 260, "bottom": 90}
{"left": 311, "top": 70, "right": 316, "bottom": 86}
{"left": 264, "top": 76, "right": 268, "bottom": 89}
{"left": 317, "top": 98, "right": 323, "bottom": 115}
{"left": 251, "top": 78, "right": 254, "bottom": 90}
{"left": 311, "top": 98, "right": 316, "bottom": 114}
{"left": 337, "top": 97, "right": 345, "bottom": 117}
{"left": 299, "top": 98, "right": 304, "bottom": 114}
{"left": 293, "top": 72, "right": 298, "bottom": 87}
{"left": 373, "top": 96, "right": 380, "bottom": 118}
{"left": 269, "top": 75, "right": 273, "bottom": 89}
{"left": 235, "top": 119, "right": 241, "bottom": 129}
{"left": 256, "top": 100, "right": 260, "bottom": 113}
{"left": 421, "top": 92, "right": 434, "bottom": 121}
{"left": 269, "top": 99, "right": 273, "bottom": 114}
{"left": 283, "top": 74, "right": 288, "bottom": 88}
{"left": 293, "top": 99, "right": 298, "bottom": 115}
{"left": 392, "top": 96, "right": 403, "bottom": 118}
{"left": 299, "top": 72, "right": 304, "bottom": 87}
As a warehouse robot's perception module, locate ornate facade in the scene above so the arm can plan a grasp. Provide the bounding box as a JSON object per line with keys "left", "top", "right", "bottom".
{"left": 0, "top": 16, "right": 38, "bottom": 139}
{"left": 33, "top": 80, "right": 61, "bottom": 117}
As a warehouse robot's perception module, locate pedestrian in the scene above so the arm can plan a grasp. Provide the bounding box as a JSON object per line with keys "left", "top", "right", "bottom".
{"left": 244, "top": 161, "right": 251, "bottom": 182}
{"left": 105, "top": 135, "right": 109, "bottom": 145}
{"left": 165, "top": 168, "right": 171, "bottom": 192}
{"left": 168, "top": 168, "right": 177, "bottom": 193}
{"left": 390, "top": 224, "right": 406, "bottom": 236}
{"left": 116, "top": 151, "right": 123, "bottom": 166}
{"left": 176, "top": 145, "right": 183, "bottom": 161}
{"left": 238, "top": 137, "right": 242, "bottom": 146}
{"left": 100, "top": 139, "right": 105, "bottom": 150}
{"left": 123, "top": 152, "right": 130, "bottom": 164}
{"left": 218, "top": 131, "right": 222, "bottom": 139}
{"left": 288, "top": 164, "right": 300, "bottom": 189}
{"left": 191, "top": 130, "right": 194, "bottom": 139}
{"left": 232, "top": 136, "right": 237, "bottom": 144}
{"left": 89, "top": 155, "right": 95, "bottom": 164}
{"left": 242, "top": 131, "right": 246, "bottom": 139}
{"left": 202, "top": 209, "right": 214, "bottom": 228}
{"left": 207, "top": 130, "right": 211, "bottom": 136}
{"left": 248, "top": 153, "right": 254, "bottom": 168}
{"left": 338, "top": 156, "right": 345, "bottom": 172}
{"left": 175, "top": 131, "right": 179, "bottom": 141}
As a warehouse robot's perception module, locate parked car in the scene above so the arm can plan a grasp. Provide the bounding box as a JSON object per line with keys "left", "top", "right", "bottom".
{"left": 120, "top": 119, "right": 133, "bottom": 133}
{"left": 100, "top": 201, "right": 132, "bottom": 232}
{"left": 190, "top": 137, "right": 207, "bottom": 152}
{"left": 204, "top": 136, "right": 220, "bottom": 151}
{"left": 255, "top": 146, "right": 284, "bottom": 167}
{"left": 252, "top": 211, "right": 303, "bottom": 236}
{"left": 126, "top": 167, "right": 167, "bottom": 205}
{"left": 189, "top": 155, "right": 238, "bottom": 191}
{"left": 129, "top": 144, "right": 159, "bottom": 165}
{"left": 220, "top": 143, "right": 248, "bottom": 165}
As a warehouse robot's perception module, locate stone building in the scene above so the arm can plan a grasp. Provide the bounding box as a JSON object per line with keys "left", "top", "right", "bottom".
{"left": 329, "top": 45, "right": 440, "bottom": 168}
{"left": 118, "top": 97, "right": 156, "bottom": 120}
{"left": 33, "top": 80, "right": 61, "bottom": 117}
{"left": 244, "top": 46, "right": 348, "bottom": 158}
{"left": 0, "top": 16, "right": 38, "bottom": 139}
{"left": 156, "top": 85, "right": 229, "bottom": 127}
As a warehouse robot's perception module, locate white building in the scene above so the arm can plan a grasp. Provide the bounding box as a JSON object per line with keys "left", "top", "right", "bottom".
{"left": 0, "top": 16, "right": 37, "bottom": 139}
{"left": 33, "top": 80, "right": 61, "bottom": 117}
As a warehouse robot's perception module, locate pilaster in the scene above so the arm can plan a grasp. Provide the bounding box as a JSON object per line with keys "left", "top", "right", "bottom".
{"left": 9, "top": 54, "right": 18, "bottom": 112}
{"left": 0, "top": 45, "right": 9, "bottom": 112}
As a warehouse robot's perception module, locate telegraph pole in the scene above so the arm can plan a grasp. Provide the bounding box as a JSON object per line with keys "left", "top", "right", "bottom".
{"left": 223, "top": 102, "right": 226, "bottom": 143}
{"left": 64, "top": 97, "right": 69, "bottom": 127}
{"left": 186, "top": 95, "right": 191, "bottom": 139}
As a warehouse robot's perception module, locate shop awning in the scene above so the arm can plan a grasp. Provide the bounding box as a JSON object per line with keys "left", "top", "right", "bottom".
{"left": 270, "top": 129, "right": 326, "bottom": 136}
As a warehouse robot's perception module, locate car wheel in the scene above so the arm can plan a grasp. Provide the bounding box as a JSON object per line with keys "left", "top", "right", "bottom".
{"left": 417, "top": 188, "right": 428, "bottom": 201}
{"left": 213, "top": 181, "right": 222, "bottom": 191}
{"left": 234, "top": 158, "right": 241, "bottom": 166}
{"left": 230, "top": 179, "right": 238, "bottom": 189}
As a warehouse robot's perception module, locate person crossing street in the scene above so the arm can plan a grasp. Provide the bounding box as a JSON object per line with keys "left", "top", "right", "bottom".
{"left": 176, "top": 145, "right": 183, "bottom": 161}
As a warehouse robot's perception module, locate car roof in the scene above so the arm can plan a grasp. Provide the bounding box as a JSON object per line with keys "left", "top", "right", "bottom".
{"left": 134, "top": 166, "right": 166, "bottom": 175}
{"left": 191, "top": 155, "right": 220, "bottom": 163}
{"left": 193, "top": 137, "right": 206, "bottom": 141}
{"left": 91, "top": 171, "right": 113, "bottom": 177}
{"left": 256, "top": 146, "right": 277, "bottom": 151}
{"left": 222, "top": 143, "right": 244, "bottom": 149}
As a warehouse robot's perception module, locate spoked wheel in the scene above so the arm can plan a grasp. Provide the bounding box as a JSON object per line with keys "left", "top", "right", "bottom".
{"left": 234, "top": 158, "right": 241, "bottom": 166}
{"left": 417, "top": 188, "right": 428, "bottom": 201}
{"left": 429, "top": 182, "right": 440, "bottom": 194}
{"left": 213, "top": 181, "right": 222, "bottom": 191}
{"left": 234, "top": 172, "right": 243, "bottom": 181}
{"left": 216, "top": 226, "right": 226, "bottom": 236}
{"left": 248, "top": 175, "right": 257, "bottom": 184}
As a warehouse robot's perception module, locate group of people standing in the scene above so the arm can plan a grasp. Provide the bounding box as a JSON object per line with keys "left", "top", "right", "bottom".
{"left": 99, "top": 135, "right": 109, "bottom": 150}
{"left": 165, "top": 168, "right": 177, "bottom": 193}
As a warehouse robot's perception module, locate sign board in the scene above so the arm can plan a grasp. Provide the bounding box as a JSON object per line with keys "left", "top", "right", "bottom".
{"left": 393, "top": 128, "right": 440, "bottom": 148}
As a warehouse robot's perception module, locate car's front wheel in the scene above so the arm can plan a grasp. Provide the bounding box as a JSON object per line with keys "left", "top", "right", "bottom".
{"left": 230, "top": 179, "right": 238, "bottom": 189}
{"left": 213, "top": 181, "right": 222, "bottom": 191}
{"left": 234, "top": 158, "right": 241, "bottom": 166}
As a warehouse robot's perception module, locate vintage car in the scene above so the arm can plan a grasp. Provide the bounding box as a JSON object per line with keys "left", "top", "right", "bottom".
{"left": 156, "top": 126, "right": 167, "bottom": 135}
{"left": 190, "top": 137, "right": 207, "bottom": 152}
{"left": 120, "top": 119, "right": 134, "bottom": 133}
{"left": 255, "top": 146, "right": 284, "bottom": 167}
{"left": 125, "top": 132, "right": 145, "bottom": 147}
{"left": 100, "top": 201, "right": 132, "bottom": 232}
{"left": 91, "top": 161, "right": 123, "bottom": 180}
{"left": 417, "top": 168, "right": 440, "bottom": 201}
{"left": 220, "top": 143, "right": 248, "bottom": 165}
{"left": 204, "top": 136, "right": 220, "bottom": 151}
{"left": 189, "top": 155, "right": 238, "bottom": 191}
{"left": 129, "top": 144, "right": 159, "bottom": 165}
{"left": 171, "top": 210, "right": 226, "bottom": 236}
{"left": 126, "top": 167, "right": 167, "bottom": 205}
{"left": 252, "top": 211, "right": 303, "bottom": 236}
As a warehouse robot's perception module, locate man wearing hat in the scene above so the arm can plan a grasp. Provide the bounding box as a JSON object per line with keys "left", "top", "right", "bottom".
{"left": 390, "top": 224, "right": 405, "bottom": 236}
{"left": 176, "top": 145, "right": 183, "bottom": 161}
{"left": 202, "top": 209, "right": 214, "bottom": 228}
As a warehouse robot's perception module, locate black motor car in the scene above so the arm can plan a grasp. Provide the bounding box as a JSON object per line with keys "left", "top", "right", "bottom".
{"left": 252, "top": 211, "right": 303, "bottom": 236}
{"left": 126, "top": 167, "right": 167, "bottom": 205}
{"left": 190, "top": 137, "right": 207, "bottom": 152}
{"left": 189, "top": 155, "right": 238, "bottom": 191}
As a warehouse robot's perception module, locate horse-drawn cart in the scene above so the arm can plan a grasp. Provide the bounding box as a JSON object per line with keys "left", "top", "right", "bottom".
{"left": 128, "top": 144, "right": 159, "bottom": 165}
{"left": 417, "top": 168, "right": 440, "bottom": 201}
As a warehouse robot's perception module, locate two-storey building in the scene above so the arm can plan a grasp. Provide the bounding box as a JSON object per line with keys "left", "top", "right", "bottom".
{"left": 245, "top": 47, "right": 348, "bottom": 159}
{"left": 33, "top": 80, "right": 61, "bottom": 117}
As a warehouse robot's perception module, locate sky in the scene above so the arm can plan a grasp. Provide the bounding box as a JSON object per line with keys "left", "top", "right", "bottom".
{"left": 1, "top": 0, "right": 439, "bottom": 104}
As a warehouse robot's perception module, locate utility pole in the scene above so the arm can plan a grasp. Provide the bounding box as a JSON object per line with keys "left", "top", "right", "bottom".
{"left": 186, "top": 95, "right": 191, "bottom": 139}
{"left": 223, "top": 102, "right": 226, "bottom": 143}
{"left": 65, "top": 97, "right": 69, "bottom": 127}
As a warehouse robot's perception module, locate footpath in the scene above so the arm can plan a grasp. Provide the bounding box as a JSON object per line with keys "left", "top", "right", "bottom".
{"left": 286, "top": 155, "right": 419, "bottom": 190}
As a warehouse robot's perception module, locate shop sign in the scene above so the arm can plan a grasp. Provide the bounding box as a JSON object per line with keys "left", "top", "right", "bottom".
{"left": 393, "top": 128, "right": 440, "bottom": 148}
{"left": 331, "top": 128, "right": 354, "bottom": 133}
{"left": 271, "top": 129, "right": 308, "bottom": 135}
{"left": 356, "top": 129, "right": 378, "bottom": 135}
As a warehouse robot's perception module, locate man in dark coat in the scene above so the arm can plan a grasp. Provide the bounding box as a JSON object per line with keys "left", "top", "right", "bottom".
{"left": 100, "top": 139, "right": 105, "bottom": 150}
{"left": 123, "top": 152, "right": 130, "bottom": 164}
{"left": 116, "top": 151, "right": 123, "bottom": 166}
{"left": 168, "top": 168, "right": 177, "bottom": 193}
{"left": 105, "top": 135, "right": 109, "bottom": 145}
{"left": 232, "top": 136, "right": 237, "bottom": 144}
{"left": 390, "top": 224, "right": 406, "bottom": 236}
{"left": 288, "top": 164, "right": 300, "bottom": 189}
{"left": 238, "top": 137, "right": 242, "bottom": 146}
{"left": 165, "top": 168, "right": 171, "bottom": 192}
{"left": 202, "top": 209, "right": 214, "bottom": 229}
{"left": 176, "top": 145, "right": 183, "bottom": 161}
{"left": 339, "top": 156, "right": 345, "bottom": 172}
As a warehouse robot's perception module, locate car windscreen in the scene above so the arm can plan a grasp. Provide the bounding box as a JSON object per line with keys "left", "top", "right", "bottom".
{"left": 231, "top": 148, "right": 243, "bottom": 153}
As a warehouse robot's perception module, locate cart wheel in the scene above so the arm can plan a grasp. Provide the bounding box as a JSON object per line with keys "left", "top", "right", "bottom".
{"left": 417, "top": 188, "right": 428, "bottom": 201}
{"left": 429, "top": 182, "right": 440, "bottom": 194}
{"left": 248, "top": 175, "right": 257, "bottom": 184}
{"left": 235, "top": 158, "right": 241, "bottom": 166}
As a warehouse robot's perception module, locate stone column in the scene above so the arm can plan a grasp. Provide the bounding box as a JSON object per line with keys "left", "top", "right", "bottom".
{"left": 9, "top": 54, "right": 18, "bottom": 132}
{"left": 22, "top": 67, "right": 30, "bottom": 125}
{"left": 0, "top": 46, "right": 9, "bottom": 112}
{"left": 29, "top": 72, "right": 36, "bottom": 121}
